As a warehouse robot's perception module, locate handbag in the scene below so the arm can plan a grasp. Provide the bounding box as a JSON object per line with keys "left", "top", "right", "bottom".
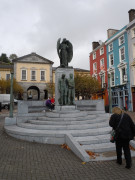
{"left": 110, "top": 113, "right": 124, "bottom": 143}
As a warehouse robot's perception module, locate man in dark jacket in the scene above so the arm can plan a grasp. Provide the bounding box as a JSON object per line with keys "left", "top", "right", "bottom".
{"left": 109, "top": 107, "right": 135, "bottom": 169}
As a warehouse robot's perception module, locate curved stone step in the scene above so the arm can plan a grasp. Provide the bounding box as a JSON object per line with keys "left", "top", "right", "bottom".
{"left": 28, "top": 119, "right": 109, "bottom": 128}
{"left": 18, "top": 121, "right": 109, "bottom": 130}
{"left": 29, "top": 118, "right": 108, "bottom": 125}
{"left": 16, "top": 123, "right": 111, "bottom": 136}
{"left": 82, "top": 142, "right": 115, "bottom": 153}
{"left": 74, "top": 134, "right": 110, "bottom": 145}
{"left": 45, "top": 111, "right": 88, "bottom": 118}
{"left": 37, "top": 115, "right": 107, "bottom": 122}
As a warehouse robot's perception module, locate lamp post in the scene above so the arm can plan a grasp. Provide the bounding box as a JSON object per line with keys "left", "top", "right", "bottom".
{"left": 9, "top": 72, "right": 14, "bottom": 118}
{"left": 108, "top": 73, "right": 112, "bottom": 113}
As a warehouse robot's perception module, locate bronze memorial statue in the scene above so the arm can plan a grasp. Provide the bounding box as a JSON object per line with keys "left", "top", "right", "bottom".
{"left": 68, "top": 74, "right": 75, "bottom": 105}
{"left": 58, "top": 74, "right": 74, "bottom": 105}
{"left": 57, "top": 38, "right": 73, "bottom": 67}
{"left": 58, "top": 74, "right": 68, "bottom": 105}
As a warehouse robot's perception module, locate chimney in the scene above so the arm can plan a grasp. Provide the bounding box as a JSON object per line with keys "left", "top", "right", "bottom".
{"left": 128, "top": 9, "right": 135, "bottom": 22}
{"left": 92, "top": 42, "right": 100, "bottom": 50}
{"left": 107, "top": 29, "right": 119, "bottom": 39}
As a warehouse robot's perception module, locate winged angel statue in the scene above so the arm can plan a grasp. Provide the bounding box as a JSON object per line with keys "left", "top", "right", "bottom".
{"left": 57, "top": 38, "right": 73, "bottom": 67}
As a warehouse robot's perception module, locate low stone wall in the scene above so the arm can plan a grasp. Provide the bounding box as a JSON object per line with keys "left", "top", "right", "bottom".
{"left": 75, "top": 99, "right": 105, "bottom": 111}
{"left": 18, "top": 100, "right": 45, "bottom": 115}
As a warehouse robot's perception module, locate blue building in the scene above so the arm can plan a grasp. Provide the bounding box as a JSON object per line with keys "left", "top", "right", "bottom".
{"left": 105, "top": 26, "right": 131, "bottom": 111}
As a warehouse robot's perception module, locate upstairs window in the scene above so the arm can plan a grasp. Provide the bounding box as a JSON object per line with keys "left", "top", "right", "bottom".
{"left": 119, "top": 47, "right": 125, "bottom": 61}
{"left": 119, "top": 35, "right": 124, "bottom": 46}
{"left": 121, "top": 67, "right": 126, "bottom": 84}
{"left": 100, "top": 73, "right": 105, "bottom": 88}
{"left": 131, "top": 27, "right": 135, "bottom": 38}
{"left": 93, "top": 62, "right": 97, "bottom": 73}
{"left": 109, "top": 43, "right": 113, "bottom": 52}
{"left": 109, "top": 54, "right": 114, "bottom": 66}
{"left": 100, "top": 47, "right": 104, "bottom": 55}
{"left": 40, "top": 70, "right": 45, "bottom": 81}
{"left": 21, "top": 69, "right": 27, "bottom": 80}
{"left": 93, "top": 52, "right": 96, "bottom": 60}
{"left": 100, "top": 58, "right": 104, "bottom": 70}
{"left": 31, "top": 70, "right": 36, "bottom": 81}
{"left": 111, "top": 72, "right": 115, "bottom": 86}
{"left": 6, "top": 74, "right": 10, "bottom": 80}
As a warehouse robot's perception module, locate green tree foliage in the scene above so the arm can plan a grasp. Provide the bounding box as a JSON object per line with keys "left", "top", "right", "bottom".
{"left": 9, "top": 54, "right": 18, "bottom": 62}
{"left": 0, "top": 53, "right": 10, "bottom": 63}
{"left": 0, "top": 78, "right": 23, "bottom": 98}
{"left": 74, "top": 74, "right": 101, "bottom": 100}
{"left": 46, "top": 83, "right": 55, "bottom": 97}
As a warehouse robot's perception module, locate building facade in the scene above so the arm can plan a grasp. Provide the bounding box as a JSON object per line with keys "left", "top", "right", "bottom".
{"left": 13, "top": 52, "right": 54, "bottom": 100}
{"left": 126, "top": 11, "right": 135, "bottom": 111}
{"left": 106, "top": 26, "right": 131, "bottom": 110}
{"left": 89, "top": 42, "right": 108, "bottom": 106}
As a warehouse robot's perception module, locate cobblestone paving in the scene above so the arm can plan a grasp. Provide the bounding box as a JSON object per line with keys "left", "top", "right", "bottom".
{"left": 1, "top": 111, "right": 135, "bottom": 179}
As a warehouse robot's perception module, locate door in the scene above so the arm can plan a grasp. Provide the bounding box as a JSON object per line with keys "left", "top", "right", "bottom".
{"left": 132, "top": 92, "right": 135, "bottom": 112}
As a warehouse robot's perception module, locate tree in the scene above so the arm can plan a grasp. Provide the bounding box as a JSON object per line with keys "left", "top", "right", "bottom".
{"left": 0, "top": 53, "right": 10, "bottom": 63}
{"left": 0, "top": 78, "right": 23, "bottom": 98}
{"left": 9, "top": 54, "right": 18, "bottom": 62}
{"left": 74, "top": 73, "right": 101, "bottom": 100}
{"left": 46, "top": 82, "right": 55, "bottom": 97}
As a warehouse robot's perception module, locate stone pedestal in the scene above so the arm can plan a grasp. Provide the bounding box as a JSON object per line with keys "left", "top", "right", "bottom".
{"left": 55, "top": 67, "right": 74, "bottom": 106}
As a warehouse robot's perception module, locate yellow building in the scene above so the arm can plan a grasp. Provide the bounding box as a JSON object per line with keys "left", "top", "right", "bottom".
{"left": 13, "top": 52, "right": 54, "bottom": 100}
{"left": 0, "top": 63, "right": 13, "bottom": 80}
{"left": 1, "top": 53, "right": 90, "bottom": 100}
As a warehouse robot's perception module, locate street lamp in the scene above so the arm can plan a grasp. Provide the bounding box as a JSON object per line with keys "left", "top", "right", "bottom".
{"left": 9, "top": 72, "right": 14, "bottom": 118}
{"left": 108, "top": 72, "right": 112, "bottom": 113}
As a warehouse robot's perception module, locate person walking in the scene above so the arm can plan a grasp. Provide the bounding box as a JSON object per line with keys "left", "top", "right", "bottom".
{"left": 109, "top": 107, "right": 135, "bottom": 169}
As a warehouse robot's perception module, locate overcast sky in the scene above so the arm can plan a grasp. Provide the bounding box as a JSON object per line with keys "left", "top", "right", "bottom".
{"left": 0, "top": 0, "right": 134, "bottom": 70}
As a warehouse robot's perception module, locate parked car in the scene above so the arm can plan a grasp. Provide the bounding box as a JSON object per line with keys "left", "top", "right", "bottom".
{"left": 1, "top": 102, "right": 10, "bottom": 110}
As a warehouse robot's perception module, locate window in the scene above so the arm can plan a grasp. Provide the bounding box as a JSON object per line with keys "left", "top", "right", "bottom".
{"left": 93, "top": 52, "right": 96, "bottom": 60}
{"left": 93, "top": 62, "right": 97, "bottom": 73}
{"left": 109, "top": 54, "right": 114, "bottom": 66}
{"left": 121, "top": 68, "right": 126, "bottom": 84}
{"left": 100, "top": 47, "right": 104, "bottom": 55}
{"left": 111, "top": 72, "right": 114, "bottom": 86}
{"left": 133, "top": 28, "right": 135, "bottom": 37}
{"left": 100, "top": 58, "right": 104, "bottom": 70}
{"left": 100, "top": 73, "right": 105, "bottom": 88}
{"left": 133, "top": 44, "right": 135, "bottom": 59}
{"left": 6, "top": 74, "right": 10, "bottom": 80}
{"left": 31, "top": 70, "right": 36, "bottom": 81}
{"left": 119, "top": 35, "right": 124, "bottom": 46}
{"left": 21, "top": 69, "right": 27, "bottom": 80}
{"left": 40, "top": 70, "right": 45, "bottom": 81}
{"left": 119, "top": 47, "right": 125, "bottom": 61}
{"left": 132, "top": 28, "right": 135, "bottom": 38}
{"left": 108, "top": 43, "right": 113, "bottom": 52}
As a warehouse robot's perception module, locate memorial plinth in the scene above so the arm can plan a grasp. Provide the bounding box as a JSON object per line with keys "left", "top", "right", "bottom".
{"left": 55, "top": 67, "right": 75, "bottom": 107}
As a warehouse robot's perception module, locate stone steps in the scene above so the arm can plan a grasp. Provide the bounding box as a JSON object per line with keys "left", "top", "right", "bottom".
{"left": 74, "top": 134, "right": 110, "bottom": 144}
{"left": 18, "top": 122, "right": 110, "bottom": 131}
{"left": 82, "top": 142, "right": 116, "bottom": 153}
{"left": 28, "top": 119, "right": 108, "bottom": 129}
{"left": 45, "top": 111, "right": 88, "bottom": 118}
{"left": 29, "top": 118, "right": 108, "bottom": 125}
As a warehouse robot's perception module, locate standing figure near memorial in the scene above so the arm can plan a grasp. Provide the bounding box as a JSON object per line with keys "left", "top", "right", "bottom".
{"left": 68, "top": 74, "right": 75, "bottom": 105}
{"left": 57, "top": 38, "right": 73, "bottom": 67}
{"left": 58, "top": 74, "right": 68, "bottom": 105}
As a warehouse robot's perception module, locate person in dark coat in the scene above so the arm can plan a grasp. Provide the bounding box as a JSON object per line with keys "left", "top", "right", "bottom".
{"left": 109, "top": 107, "right": 135, "bottom": 169}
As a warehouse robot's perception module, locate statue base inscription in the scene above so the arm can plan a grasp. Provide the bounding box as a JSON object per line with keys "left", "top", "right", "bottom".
{"left": 55, "top": 67, "right": 75, "bottom": 106}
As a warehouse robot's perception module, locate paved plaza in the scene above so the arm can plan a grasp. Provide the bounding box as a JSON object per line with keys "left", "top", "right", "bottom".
{"left": 1, "top": 110, "right": 135, "bottom": 179}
